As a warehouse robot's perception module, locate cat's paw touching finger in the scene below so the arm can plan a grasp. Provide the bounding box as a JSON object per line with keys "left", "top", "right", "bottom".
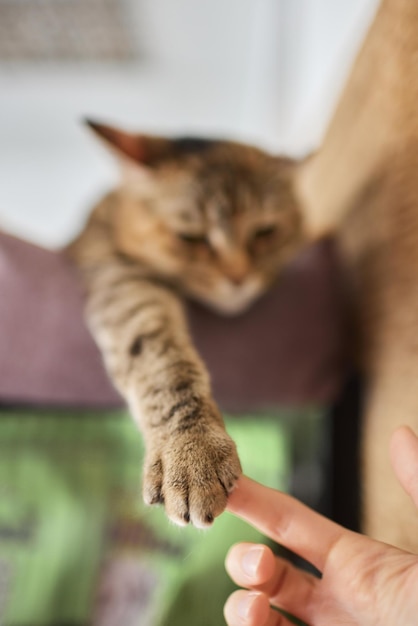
{"left": 143, "top": 428, "right": 241, "bottom": 528}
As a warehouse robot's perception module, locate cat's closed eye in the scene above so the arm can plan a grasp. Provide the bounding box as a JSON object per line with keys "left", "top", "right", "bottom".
{"left": 178, "top": 233, "right": 210, "bottom": 246}
{"left": 249, "top": 225, "right": 278, "bottom": 253}
{"left": 253, "top": 225, "right": 277, "bottom": 240}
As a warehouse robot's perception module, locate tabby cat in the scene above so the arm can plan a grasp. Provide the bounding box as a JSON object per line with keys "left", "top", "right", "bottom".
{"left": 68, "top": 124, "right": 305, "bottom": 528}
{"left": 71, "top": 0, "right": 418, "bottom": 550}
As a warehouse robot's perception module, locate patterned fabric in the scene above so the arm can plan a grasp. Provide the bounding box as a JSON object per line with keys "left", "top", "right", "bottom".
{"left": 0, "top": 231, "right": 334, "bottom": 624}
{"left": 0, "top": 409, "right": 299, "bottom": 626}
{"left": 0, "top": 232, "right": 347, "bottom": 410}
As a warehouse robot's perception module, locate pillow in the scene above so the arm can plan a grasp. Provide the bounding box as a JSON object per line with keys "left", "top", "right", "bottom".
{"left": 0, "top": 231, "right": 347, "bottom": 410}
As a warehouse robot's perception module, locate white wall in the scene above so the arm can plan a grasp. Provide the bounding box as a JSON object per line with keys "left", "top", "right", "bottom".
{"left": 278, "top": 0, "right": 380, "bottom": 153}
{"left": 0, "top": 0, "right": 379, "bottom": 248}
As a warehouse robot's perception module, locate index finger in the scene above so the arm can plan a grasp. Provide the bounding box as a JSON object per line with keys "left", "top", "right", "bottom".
{"left": 227, "top": 476, "right": 347, "bottom": 572}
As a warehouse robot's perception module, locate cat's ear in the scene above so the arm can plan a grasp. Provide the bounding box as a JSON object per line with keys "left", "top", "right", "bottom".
{"left": 84, "top": 119, "right": 171, "bottom": 177}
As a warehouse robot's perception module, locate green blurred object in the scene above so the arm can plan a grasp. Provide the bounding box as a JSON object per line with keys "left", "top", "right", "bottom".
{"left": 0, "top": 409, "right": 311, "bottom": 625}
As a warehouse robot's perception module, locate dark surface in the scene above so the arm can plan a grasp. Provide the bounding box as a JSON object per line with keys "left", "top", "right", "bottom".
{"left": 0, "top": 231, "right": 347, "bottom": 411}
{"left": 329, "top": 373, "right": 363, "bottom": 532}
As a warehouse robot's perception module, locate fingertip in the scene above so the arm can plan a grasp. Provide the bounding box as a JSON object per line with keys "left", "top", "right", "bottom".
{"left": 224, "top": 590, "right": 270, "bottom": 626}
{"left": 242, "top": 545, "right": 276, "bottom": 583}
{"left": 391, "top": 425, "right": 417, "bottom": 449}
{"left": 226, "top": 475, "right": 253, "bottom": 511}
{"left": 225, "top": 543, "right": 253, "bottom": 582}
{"left": 390, "top": 425, "right": 418, "bottom": 506}
{"left": 226, "top": 543, "right": 276, "bottom": 586}
{"left": 390, "top": 426, "right": 418, "bottom": 469}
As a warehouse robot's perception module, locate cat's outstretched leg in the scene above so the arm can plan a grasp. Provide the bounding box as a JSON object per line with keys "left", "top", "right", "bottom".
{"left": 83, "top": 257, "right": 241, "bottom": 528}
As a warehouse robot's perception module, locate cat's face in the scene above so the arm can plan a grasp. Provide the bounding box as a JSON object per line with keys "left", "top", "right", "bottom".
{"left": 88, "top": 122, "right": 305, "bottom": 314}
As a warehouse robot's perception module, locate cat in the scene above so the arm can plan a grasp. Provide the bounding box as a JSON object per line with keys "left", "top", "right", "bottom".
{"left": 70, "top": 0, "right": 418, "bottom": 550}
{"left": 68, "top": 123, "right": 305, "bottom": 528}
{"left": 294, "top": 0, "right": 418, "bottom": 551}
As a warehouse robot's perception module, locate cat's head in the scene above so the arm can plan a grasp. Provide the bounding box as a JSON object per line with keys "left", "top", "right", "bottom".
{"left": 87, "top": 120, "right": 306, "bottom": 315}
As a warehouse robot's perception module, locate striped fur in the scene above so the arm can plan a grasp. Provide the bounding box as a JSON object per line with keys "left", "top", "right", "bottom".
{"left": 68, "top": 128, "right": 305, "bottom": 527}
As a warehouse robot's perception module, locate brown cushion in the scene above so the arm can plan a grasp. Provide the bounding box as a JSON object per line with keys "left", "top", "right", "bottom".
{"left": 0, "top": 231, "right": 347, "bottom": 411}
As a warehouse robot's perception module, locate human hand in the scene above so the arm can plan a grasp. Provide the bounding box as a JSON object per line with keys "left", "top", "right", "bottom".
{"left": 224, "top": 426, "right": 418, "bottom": 626}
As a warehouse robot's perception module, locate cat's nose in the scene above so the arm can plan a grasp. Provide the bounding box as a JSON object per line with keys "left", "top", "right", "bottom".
{"left": 220, "top": 250, "right": 251, "bottom": 286}
{"left": 229, "top": 274, "right": 247, "bottom": 286}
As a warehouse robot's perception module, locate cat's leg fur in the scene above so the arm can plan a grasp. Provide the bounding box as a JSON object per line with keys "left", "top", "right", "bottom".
{"left": 83, "top": 258, "right": 241, "bottom": 528}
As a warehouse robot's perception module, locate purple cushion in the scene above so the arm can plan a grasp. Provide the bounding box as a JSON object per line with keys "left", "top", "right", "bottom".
{"left": 0, "top": 231, "right": 347, "bottom": 411}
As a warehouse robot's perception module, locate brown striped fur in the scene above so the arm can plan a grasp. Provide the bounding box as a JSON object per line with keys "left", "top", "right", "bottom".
{"left": 295, "top": 0, "right": 418, "bottom": 551}
{"left": 68, "top": 127, "right": 305, "bottom": 527}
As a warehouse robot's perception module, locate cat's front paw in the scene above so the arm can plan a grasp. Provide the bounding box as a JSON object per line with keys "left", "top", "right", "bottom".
{"left": 143, "top": 425, "right": 241, "bottom": 528}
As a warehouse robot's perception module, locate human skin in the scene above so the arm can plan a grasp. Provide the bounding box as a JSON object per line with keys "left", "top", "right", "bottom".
{"left": 224, "top": 426, "right": 418, "bottom": 626}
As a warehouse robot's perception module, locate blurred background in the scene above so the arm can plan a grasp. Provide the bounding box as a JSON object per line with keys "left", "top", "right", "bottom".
{"left": 0, "top": 0, "right": 379, "bottom": 248}
{"left": 0, "top": 2, "right": 380, "bottom": 625}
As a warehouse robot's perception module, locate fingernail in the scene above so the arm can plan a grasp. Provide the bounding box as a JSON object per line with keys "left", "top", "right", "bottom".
{"left": 241, "top": 546, "right": 263, "bottom": 578}
{"left": 237, "top": 592, "right": 259, "bottom": 620}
